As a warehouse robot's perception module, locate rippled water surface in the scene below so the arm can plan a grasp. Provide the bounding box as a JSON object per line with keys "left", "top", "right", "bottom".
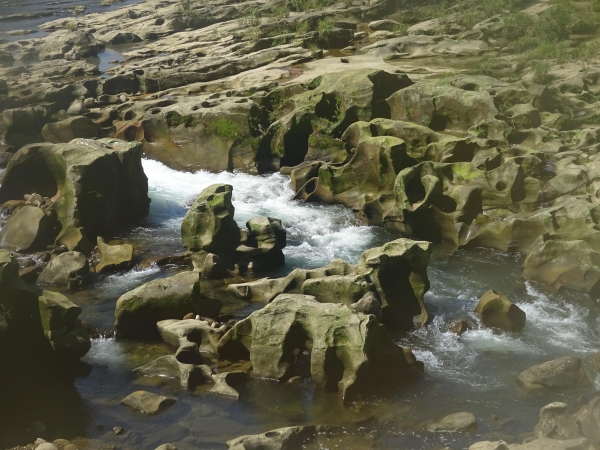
{"left": 5, "top": 160, "right": 600, "bottom": 449}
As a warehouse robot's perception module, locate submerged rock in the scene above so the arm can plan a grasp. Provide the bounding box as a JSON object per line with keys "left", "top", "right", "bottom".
{"left": 428, "top": 412, "right": 477, "bottom": 432}
{"left": 134, "top": 355, "right": 212, "bottom": 389}
{"left": 474, "top": 290, "right": 526, "bottom": 332}
{"left": 227, "top": 426, "right": 317, "bottom": 450}
{"left": 209, "top": 372, "right": 247, "bottom": 399}
{"left": 121, "top": 390, "right": 176, "bottom": 415}
{"left": 218, "top": 294, "right": 423, "bottom": 400}
{"left": 516, "top": 356, "right": 591, "bottom": 394}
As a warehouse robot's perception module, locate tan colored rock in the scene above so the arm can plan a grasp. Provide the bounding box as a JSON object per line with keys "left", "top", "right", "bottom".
{"left": 121, "top": 390, "right": 176, "bottom": 415}
{"left": 516, "top": 356, "right": 591, "bottom": 394}
{"left": 474, "top": 290, "right": 526, "bottom": 332}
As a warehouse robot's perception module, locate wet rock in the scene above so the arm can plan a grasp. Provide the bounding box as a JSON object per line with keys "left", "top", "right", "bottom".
{"left": 115, "top": 271, "right": 208, "bottom": 338}
{"left": 534, "top": 403, "right": 581, "bottom": 440}
{"left": 0, "top": 138, "right": 150, "bottom": 245}
{"left": 155, "top": 445, "right": 178, "bottom": 450}
{"left": 242, "top": 217, "right": 287, "bottom": 270}
{"left": 113, "top": 426, "right": 124, "bottom": 435}
{"left": 474, "top": 290, "right": 526, "bottom": 332}
{"left": 157, "top": 318, "right": 225, "bottom": 361}
{"left": 471, "top": 437, "right": 593, "bottom": 449}
{"left": 95, "top": 237, "right": 133, "bottom": 273}
{"left": 573, "top": 397, "right": 600, "bottom": 443}
{"left": 0, "top": 205, "right": 59, "bottom": 252}
{"left": 469, "top": 442, "right": 510, "bottom": 450}
{"left": 134, "top": 355, "right": 212, "bottom": 389}
{"left": 448, "top": 318, "right": 470, "bottom": 336}
{"left": 218, "top": 294, "right": 423, "bottom": 399}
{"left": 591, "top": 352, "right": 600, "bottom": 372}
{"left": 523, "top": 239, "right": 600, "bottom": 299}
{"left": 19, "top": 265, "right": 42, "bottom": 284}
{"left": 516, "top": 356, "right": 592, "bottom": 394}
{"left": 37, "top": 251, "right": 91, "bottom": 288}
{"left": 38, "top": 290, "right": 91, "bottom": 360}
{"left": 41, "top": 116, "right": 100, "bottom": 144}
{"left": 428, "top": 412, "right": 477, "bottom": 432}
{"left": 121, "top": 390, "right": 176, "bottom": 415}
{"left": 228, "top": 238, "right": 430, "bottom": 328}
{"left": 346, "top": 291, "right": 381, "bottom": 322}
{"left": 181, "top": 184, "right": 240, "bottom": 252}
{"left": 210, "top": 372, "right": 247, "bottom": 399}
{"left": 56, "top": 226, "right": 94, "bottom": 256}
{"left": 227, "top": 426, "right": 317, "bottom": 450}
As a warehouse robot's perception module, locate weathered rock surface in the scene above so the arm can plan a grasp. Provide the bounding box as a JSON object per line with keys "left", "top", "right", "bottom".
{"left": 474, "top": 290, "right": 526, "bottom": 332}
{"left": 157, "top": 318, "right": 225, "bottom": 362}
{"left": 37, "top": 251, "right": 90, "bottom": 288}
{"left": 218, "top": 294, "right": 423, "bottom": 399}
{"left": 428, "top": 412, "right": 477, "bottom": 432}
{"left": 115, "top": 271, "right": 214, "bottom": 338}
{"left": 516, "top": 356, "right": 592, "bottom": 393}
{"left": 134, "top": 355, "right": 212, "bottom": 389}
{"left": 228, "top": 238, "right": 430, "bottom": 328}
{"left": 181, "top": 184, "right": 240, "bottom": 252}
{"left": 121, "top": 390, "right": 176, "bottom": 415}
{"left": 0, "top": 139, "right": 150, "bottom": 251}
{"left": 95, "top": 237, "right": 133, "bottom": 273}
{"left": 0, "top": 205, "right": 59, "bottom": 252}
{"left": 227, "top": 426, "right": 317, "bottom": 450}
{"left": 210, "top": 372, "right": 247, "bottom": 400}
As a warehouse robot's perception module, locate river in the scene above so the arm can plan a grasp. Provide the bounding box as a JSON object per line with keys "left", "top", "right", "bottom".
{"left": 40, "top": 159, "right": 597, "bottom": 450}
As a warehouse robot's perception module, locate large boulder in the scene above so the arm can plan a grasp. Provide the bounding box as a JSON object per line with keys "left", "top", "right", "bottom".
{"left": 217, "top": 294, "right": 423, "bottom": 399}
{"left": 114, "top": 97, "right": 268, "bottom": 173}
{"left": 38, "top": 290, "right": 90, "bottom": 360}
{"left": 228, "top": 238, "right": 431, "bottom": 329}
{"left": 0, "top": 249, "right": 90, "bottom": 405}
{"left": 37, "top": 251, "right": 91, "bottom": 288}
{"left": 0, "top": 138, "right": 150, "bottom": 246}
{"left": 428, "top": 412, "right": 477, "bottom": 432}
{"left": 516, "top": 356, "right": 592, "bottom": 394}
{"left": 114, "top": 271, "right": 218, "bottom": 338}
{"left": 181, "top": 184, "right": 240, "bottom": 252}
{"left": 0, "top": 205, "right": 59, "bottom": 252}
{"left": 474, "top": 290, "right": 526, "bottom": 332}
{"left": 523, "top": 239, "right": 600, "bottom": 299}
{"left": 534, "top": 403, "right": 581, "bottom": 440}
{"left": 0, "top": 106, "right": 52, "bottom": 148}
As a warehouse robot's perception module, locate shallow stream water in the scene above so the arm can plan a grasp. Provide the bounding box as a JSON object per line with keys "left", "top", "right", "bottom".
{"left": 23, "top": 160, "right": 595, "bottom": 450}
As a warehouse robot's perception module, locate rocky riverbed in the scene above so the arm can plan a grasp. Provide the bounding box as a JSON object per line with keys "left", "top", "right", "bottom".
{"left": 2, "top": 0, "right": 600, "bottom": 449}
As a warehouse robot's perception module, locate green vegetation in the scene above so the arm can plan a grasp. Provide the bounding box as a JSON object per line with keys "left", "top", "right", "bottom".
{"left": 209, "top": 119, "right": 241, "bottom": 139}
{"left": 179, "top": 0, "right": 212, "bottom": 28}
